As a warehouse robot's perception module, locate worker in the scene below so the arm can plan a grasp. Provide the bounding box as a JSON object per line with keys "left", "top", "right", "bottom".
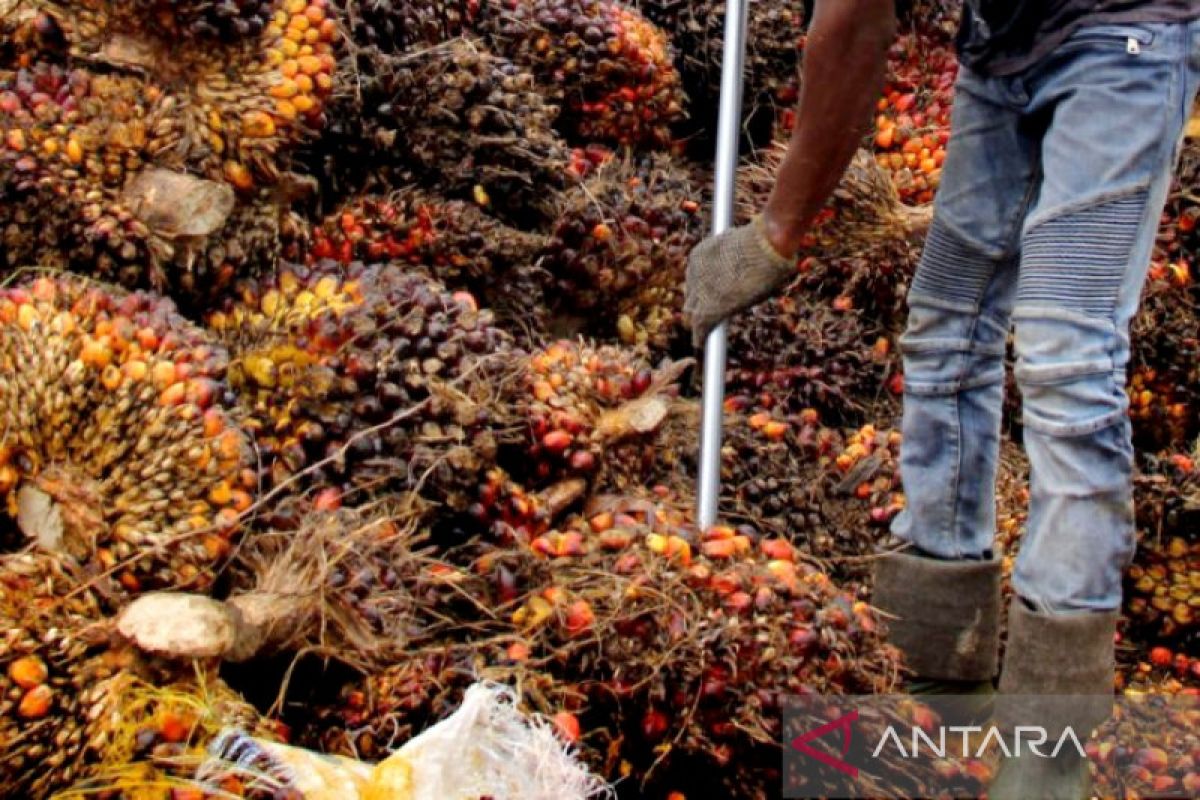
{"left": 684, "top": 1, "right": 1200, "bottom": 797}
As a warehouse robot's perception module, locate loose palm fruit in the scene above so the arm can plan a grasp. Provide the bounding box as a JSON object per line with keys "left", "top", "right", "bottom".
{"left": 0, "top": 275, "right": 254, "bottom": 593}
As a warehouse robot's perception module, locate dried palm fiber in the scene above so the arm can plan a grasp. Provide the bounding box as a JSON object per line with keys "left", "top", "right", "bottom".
{"left": 0, "top": 551, "right": 124, "bottom": 799}
{"left": 206, "top": 262, "right": 517, "bottom": 509}
{"left": 1124, "top": 448, "right": 1200, "bottom": 642}
{"left": 508, "top": 339, "right": 688, "bottom": 488}
{"left": 541, "top": 154, "right": 704, "bottom": 351}
{"left": 1129, "top": 266, "right": 1199, "bottom": 451}
{"left": 0, "top": 275, "right": 256, "bottom": 595}
{"left": 113, "top": 500, "right": 493, "bottom": 675}
{"left": 310, "top": 38, "right": 569, "bottom": 225}
{"left": 482, "top": 0, "right": 685, "bottom": 148}
{"left": 724, "top": 296, "right": 897, "bottom": 425}
{"left": 303, "top": 496, "right": 981, "bottom": 799}
{"left": 329, "top": 0, "right": 488, "bottom": 50}
{"left": 634, "top": 0, "right": 804, "bottom": 150}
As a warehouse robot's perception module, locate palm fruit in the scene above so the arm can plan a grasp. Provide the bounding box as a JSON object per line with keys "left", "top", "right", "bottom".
{"left": 635, "top": 0, "right": 804, "bottom": 150}
{"left": 0, "top": 275, "right": 255, "bottom": 594}
{"left": 511, "top": 339, "right": 687, "bottom": 488}
{"left": 207, "top": 262, "right": 515, "bottom": 509}
{"left": 0, "top": 552, "right": 124, "bottom": 798}
{"left": 1158, "top": 136, "right": 1197, "bottom": 264}
{"left": 330, "top": 0, "right": 488, "bottom": 49}
{"left": 1129, "top": 264, "right": 1199, "bottom": 451}
{"left": 314, "top": 40, "right": 569, "bottom": 225}
{"left": 305, "top": 497, "right": 957, "bottom": 799}
{"left": 485, "top": 0, "right": 686, "bottom": 148}
{"left": 541, "top": 154, "right": 704, "bottom": 351}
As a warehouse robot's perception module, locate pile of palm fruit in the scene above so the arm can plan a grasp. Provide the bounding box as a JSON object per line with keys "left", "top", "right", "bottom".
{"left": 0, "top": 1, "right": 1196, "bottom": 797}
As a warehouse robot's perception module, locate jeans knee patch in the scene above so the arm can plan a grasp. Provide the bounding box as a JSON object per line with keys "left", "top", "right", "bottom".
{"left": 1019, "top": 192, "right": 1148, "bottom": 318}
{"left": 910, "top": 218, "right": 999, "bottom": 308}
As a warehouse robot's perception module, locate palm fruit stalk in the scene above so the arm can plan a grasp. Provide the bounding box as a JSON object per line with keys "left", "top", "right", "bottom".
{"left": 634, "top": 0, "right": 805, "bottom": 151}
{"left": 1125, "top": 449, "right": 1200, "bottom": 642}
{"left": 207, "top": 262, "right": 516, "bottom": 510}
{"left": 304, "top": 496, "right": 988, "bottom": 799}
{"left": 541, "top": 154, "right": 704, "bottom": 352}
{"left": 310, "top": 39, "right": 569, "bottom": 225}
{"left": 0, "top": 552, "right": 124, "bottom": 799}
{"left": 507, "top": 339, "right": 688, "bottom": 488}
{"left": 329, "top": 0, "right": 488, "bottom": 49}
{"left": 1129, "top": 262, "right": 1199, "bottom": 451}
{"left": 484, "top": 0, "right": 686, "bottom": 148}
{"left": 0, "top": 275, "right": 255, "bottom": 595}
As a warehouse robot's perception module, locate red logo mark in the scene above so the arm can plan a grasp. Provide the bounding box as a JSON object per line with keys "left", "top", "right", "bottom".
{"left": 790, "top": 709, "right": 860, "bottom": 778}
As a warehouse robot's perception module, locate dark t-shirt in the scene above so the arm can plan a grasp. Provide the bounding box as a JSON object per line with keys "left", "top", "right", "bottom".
{"left": 957, "top": 0, "right": 1200, "bottom": 75}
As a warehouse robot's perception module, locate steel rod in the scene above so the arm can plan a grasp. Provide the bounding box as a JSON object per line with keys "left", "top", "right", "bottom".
{"left": 697, "top": 0, "right": 750, "bottom": 529}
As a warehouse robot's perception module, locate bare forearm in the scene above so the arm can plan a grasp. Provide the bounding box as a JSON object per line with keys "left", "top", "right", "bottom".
{"left": 763, "top": 0, "right": 895, "bottom": 255}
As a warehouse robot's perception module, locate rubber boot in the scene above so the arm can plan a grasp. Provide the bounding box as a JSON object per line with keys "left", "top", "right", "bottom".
{"left": 989, "top": 600, "right": 1118, "bottom": 800}
{"left": 873, "top": 549, "right": 1002, "bottom": 721}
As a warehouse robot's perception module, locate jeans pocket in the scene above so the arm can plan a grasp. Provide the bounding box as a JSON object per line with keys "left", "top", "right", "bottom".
{"left": 1059, "top": 23, "right": 1156, "bottom": 54}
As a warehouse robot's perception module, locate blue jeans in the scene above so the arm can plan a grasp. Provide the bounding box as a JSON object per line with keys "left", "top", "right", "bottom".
{"left": 891, "top": 21, "right": 1200, "bottom": 613}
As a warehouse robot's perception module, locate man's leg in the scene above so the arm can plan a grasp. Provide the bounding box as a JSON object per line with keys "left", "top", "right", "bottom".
{"left": 993, "top": 21, "right": 1200, "bottom": 800}
{"left": 875, "top": 66, "right": 1040, "bottom": 686}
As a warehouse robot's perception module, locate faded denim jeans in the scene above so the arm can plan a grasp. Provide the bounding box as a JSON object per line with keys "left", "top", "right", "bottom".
{"left": 891, "top": 20, "right": 1200, "bottom": 613}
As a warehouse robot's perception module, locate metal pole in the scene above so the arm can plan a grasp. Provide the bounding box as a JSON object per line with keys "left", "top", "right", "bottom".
{"left": 697, "top": 0, "right": 750, "bottom": 529}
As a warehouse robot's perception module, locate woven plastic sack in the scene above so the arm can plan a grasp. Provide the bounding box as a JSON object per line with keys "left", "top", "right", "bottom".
{"left": 201, "top": 682, "right": 610, "bottom": 800}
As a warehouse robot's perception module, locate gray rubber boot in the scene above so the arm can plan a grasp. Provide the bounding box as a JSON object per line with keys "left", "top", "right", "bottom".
{"left": 989, "top": 600, "right": 1118, "bottom": 800}
{"left": 873, "top": 549, "right": 1002, "bottom": 714}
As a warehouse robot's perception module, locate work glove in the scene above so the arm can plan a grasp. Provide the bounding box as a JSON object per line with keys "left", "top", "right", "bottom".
{"left": 683, "top": 215, "right": 796, "bottom": 349}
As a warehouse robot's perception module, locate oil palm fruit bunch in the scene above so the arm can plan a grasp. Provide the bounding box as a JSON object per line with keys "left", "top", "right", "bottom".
{"left": 0, "top": 552, "right": 124, "bottom": 798}
{"left": 330, "top": 0, "right": 488, "bottom": 49}
{"left": 541, "top": 154, "right": 704, "bottom": 351}
{"left": 484, "top": 0, "right": 685, "bottom": 148}
{"left": 297, "top": 189, "right": 548, "bottom": 292}
{"left": 634, "top": 0, "right": 804, "bottom": 150}
{"left": 0, "top": 275, "right": 256, "bottom": 595}
{"left": 307, "top": 499, "right": 918, "bottom": 798}
{"left": 1158, "top": 137, "right": 1197, "bottom": 263}
{"left": 1125, "top": 450, "right": 1200, "bottom": 641}
{"left": 207, "top": 262, "right": 515, "bottom": 509}
{"left": 725, "top": 297, "right": 895, "bottom": 426}
{"left": 36, "top": 0, "right": 277, "bottom": 47}
{"left": 738, "top": 146, "right": 929, "bottom": 328}
{"left": 0, "top": 62, "right": 167, "bottom": 285}
{"left": 871, "top": 28, "right": 959, "bottom": 205}
{"left": 1129, "top": 263, "right": 1199, "bottom": 451}
{"left": 511, "top": 339, "right": 687, "bottom": 487}
{"left": 1087, "top": 695, "right": 1200, "bottom": 800}
{"left": 317, "top": 39, "right": 569, "bottom": 225}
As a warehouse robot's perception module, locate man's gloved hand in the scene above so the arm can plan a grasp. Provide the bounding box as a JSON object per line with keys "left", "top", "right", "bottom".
{"left": 683, "top": 215, "right": 797, "bottom": 349}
